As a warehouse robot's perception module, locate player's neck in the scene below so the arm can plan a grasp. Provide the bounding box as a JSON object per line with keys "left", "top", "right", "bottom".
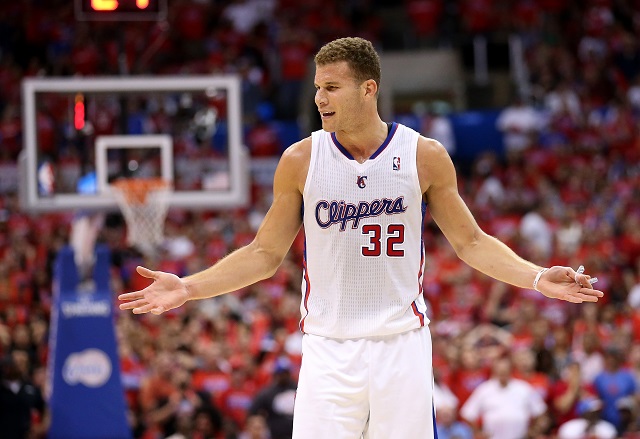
{"left": 334, "top": 118, "right": 389, "bottom": 163}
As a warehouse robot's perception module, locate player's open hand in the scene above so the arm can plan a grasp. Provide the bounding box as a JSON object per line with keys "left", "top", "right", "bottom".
{"left": 118, "top": 266, "right": 190, "bottom": 315}
{"left": 535, "top": 265, "right": 604, "bottom": 303}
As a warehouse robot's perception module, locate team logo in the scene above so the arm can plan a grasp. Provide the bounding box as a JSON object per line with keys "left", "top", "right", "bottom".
{"left": 62, "top": 348, "right": 112, "bottom": 388}
{"left": 357, "top": 176, "right": 367, "bottom": 189}
{"left": 315, "top": 196, "right": 408, "bottom": 230}
{"left": 393, "top": 156, "right": 401, "bottom": 171}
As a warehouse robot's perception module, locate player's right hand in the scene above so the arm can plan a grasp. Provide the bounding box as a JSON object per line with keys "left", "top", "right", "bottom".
{"left": 118, "top": 266, "right": 190, "bottom": 315}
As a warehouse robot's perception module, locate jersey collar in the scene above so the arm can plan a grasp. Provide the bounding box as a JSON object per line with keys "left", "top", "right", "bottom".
{"left": 330, "top": 122, "right": 398, "bottom": 161}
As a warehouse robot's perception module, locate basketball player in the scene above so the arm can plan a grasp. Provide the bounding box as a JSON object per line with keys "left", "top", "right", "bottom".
{"left": 119, "top": 37, "right": 603, "bottom": 438}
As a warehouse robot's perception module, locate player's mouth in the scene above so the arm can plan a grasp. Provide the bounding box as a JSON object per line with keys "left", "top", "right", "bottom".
{"left": 320, "top": 111, "right": 335, "bottom": 119}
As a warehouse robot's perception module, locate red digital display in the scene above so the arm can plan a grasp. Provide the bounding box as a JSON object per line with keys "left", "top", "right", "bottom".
{"left": 74, "top": 93, "right": 85, "bottom": 131}
{"left": 75, "top": 0, "right": 166, "bottom": 21}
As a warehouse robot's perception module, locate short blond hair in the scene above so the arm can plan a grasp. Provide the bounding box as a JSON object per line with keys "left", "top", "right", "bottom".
{"left": 314, "top": 37, "right": 381, "bottom": 89}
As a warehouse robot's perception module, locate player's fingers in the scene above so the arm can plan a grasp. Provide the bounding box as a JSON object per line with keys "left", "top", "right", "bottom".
{"left": 150, "top": 306, "right": 166, "bottom": 315}
{"left": 136, "top": 266, "right": 160, "bottom": 280}
{"left": 580, "top": 287, "right": 604, "bottom": 298}
{"left": 574, "top": 273, "right": 593, "bottom": 288}
{"left": 570, "top": 289, "right": 603, "bottom": 302}
{"left": 119, "top": 298, "right": 149, "bottom": 310}
{"left": 132, "top": 303, "right": 158, "bottom": 314}
{"left": 118, "top": 291, "right": 145, "bottom": 301}
{"left": 564, "top": 266, "right": 582, "bottom": 285}
{"left": 562, "top": 295, "right": 583, "bottom": 304}
{"left": 572, "top": 293, "right": 599, "bottom": 303}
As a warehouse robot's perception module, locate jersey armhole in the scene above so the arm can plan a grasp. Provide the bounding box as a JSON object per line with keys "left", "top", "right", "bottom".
{"left": 410, "top": 131, "right": 423, "bottom": 200}
{"left": 302, "top": 131, "right": 320, "bottom": 199}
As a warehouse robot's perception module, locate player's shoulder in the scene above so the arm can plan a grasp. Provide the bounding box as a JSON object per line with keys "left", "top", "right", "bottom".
{"left": 417, "top": 135, "right": 453, "bottom": 172}
{"left": 417, "top": 135, "right": 449, "bottom": 158}
{"left": 274, "top": 137, "right": 311, "bottom": 186}
{"left": 281, "top": 136, "right": 311, "bottom": 165}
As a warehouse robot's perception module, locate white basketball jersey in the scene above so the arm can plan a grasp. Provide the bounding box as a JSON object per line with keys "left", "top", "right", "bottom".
{"left": 301, "top": 122, "right": 429, "bottom": 339}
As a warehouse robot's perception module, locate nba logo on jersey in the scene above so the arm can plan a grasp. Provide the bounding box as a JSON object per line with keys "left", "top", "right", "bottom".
{"left": 357, "top": 176, "right": 367, "bottom": 188}
{"left": 393, "top": 156, "right": 401, "bottom": 171}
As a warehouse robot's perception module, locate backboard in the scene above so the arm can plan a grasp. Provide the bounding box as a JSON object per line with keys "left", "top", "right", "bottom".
{"left": 20, "top": 75, "right": 249, "bottom": 212}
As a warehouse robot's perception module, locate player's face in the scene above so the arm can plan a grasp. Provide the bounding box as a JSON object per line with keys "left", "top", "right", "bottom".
{"left": 314, "top": 61, "right": 366, "bottom": 132}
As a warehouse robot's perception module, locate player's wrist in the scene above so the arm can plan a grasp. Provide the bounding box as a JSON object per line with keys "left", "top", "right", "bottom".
{"left": 182, "top": 279, "right": 195, "bottom": 301}
{"left": 533, "top": 267, "right": 549, "bottom": 292}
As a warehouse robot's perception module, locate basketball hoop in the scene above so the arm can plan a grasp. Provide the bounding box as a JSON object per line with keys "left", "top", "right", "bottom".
{"left": 109, "top": 178, "right": 171, "bottom": 257}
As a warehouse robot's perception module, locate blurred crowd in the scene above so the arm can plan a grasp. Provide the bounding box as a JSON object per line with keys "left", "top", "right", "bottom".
{"left": 1, "top": 0, "right": 640, "bottom": 438}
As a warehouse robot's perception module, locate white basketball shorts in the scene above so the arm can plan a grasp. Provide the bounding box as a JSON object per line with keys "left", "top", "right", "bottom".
{"left": 292, "top": 326, "right": 436, "bottom": 439}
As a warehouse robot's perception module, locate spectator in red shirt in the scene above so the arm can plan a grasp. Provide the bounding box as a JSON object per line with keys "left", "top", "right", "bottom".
{"left": 405, "top": 0, "right": 443, "bottom": 43}
{"left": 450, "top": 345, "right": 490, "bottom": 406}
{"left": 550, "top": 361, "right": 586, "bottom": 429}
{"left": 513, "top": 347, "right": 551, "bottom": 400}
{"left": 459, "top": 0, "right": 500, "bottom": 34}
{"left": 274, "top": 26, "right": 315, "bottom": 120}
{"left": 216, "top": 363, "right": 257, "bottom": 432}
{"left": 246, "top": 118, "right": 282, "bottom": 157}
{"left": 192, "top": 342, "right": 231, "bottom": 399}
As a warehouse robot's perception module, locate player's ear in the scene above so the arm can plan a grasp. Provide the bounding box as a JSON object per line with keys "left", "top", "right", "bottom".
{"left": 363, "top": 79, "right": 378, "bottom": 98}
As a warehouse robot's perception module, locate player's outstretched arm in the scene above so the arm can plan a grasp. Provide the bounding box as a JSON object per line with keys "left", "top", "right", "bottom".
{"left": 118, "top": 139, "right": 309, "bottom": 315}
{"left": 419, "top": 137, "right": 603, "bottom": 303}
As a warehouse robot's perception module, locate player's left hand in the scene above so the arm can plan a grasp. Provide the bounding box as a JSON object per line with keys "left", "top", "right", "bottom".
{"left": 535, "top": 265, "right": 604, "bottom": 303}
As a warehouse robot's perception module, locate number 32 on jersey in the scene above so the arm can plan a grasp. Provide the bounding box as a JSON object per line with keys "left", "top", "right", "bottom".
{"left": 361, "top": 224, "right": 405, "bottom": 257}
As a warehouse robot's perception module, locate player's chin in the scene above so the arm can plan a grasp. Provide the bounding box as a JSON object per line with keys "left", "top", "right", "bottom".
{"left": 320, "top": 118, "right": 336, "bottom": 131}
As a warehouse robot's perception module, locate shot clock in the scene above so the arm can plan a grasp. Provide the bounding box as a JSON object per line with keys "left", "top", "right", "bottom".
{"left": 75, "top": 0, "right": 167, "bottom": 21}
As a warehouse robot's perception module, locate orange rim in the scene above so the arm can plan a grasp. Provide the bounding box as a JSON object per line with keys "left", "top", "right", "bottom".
{"left": 110, "top": 178, "right": 170, "bottom": 204}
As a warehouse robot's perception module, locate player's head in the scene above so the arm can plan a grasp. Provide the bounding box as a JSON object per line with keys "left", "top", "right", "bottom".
{"left": 314, "top": 37, "right": 381, "bottom": 94}
{"left": 313, "top": 37, "right": 382, "bottom": 132}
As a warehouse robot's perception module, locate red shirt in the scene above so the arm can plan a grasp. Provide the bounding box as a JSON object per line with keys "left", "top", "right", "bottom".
{"left": 406, "top": 0, "right": 443, "bottom": 36}
{"left": 450, "top": 367, "right": 490, "bottom": 405}
{"left": 192, "top": 369, "right": 231, "bottom": 397}
{"left": 216, "top": 380, "right": 257, "bottom": 428}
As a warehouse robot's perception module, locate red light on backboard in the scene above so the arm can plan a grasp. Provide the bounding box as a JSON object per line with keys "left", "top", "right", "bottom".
{"left": 137, "top": 0, "right": 149, "bottom": 9}
{"left": 74, "top": 94, "right": 85, "bottom": 131}
{"left": 91, "top": 0, "right": 118, "bottom": 11}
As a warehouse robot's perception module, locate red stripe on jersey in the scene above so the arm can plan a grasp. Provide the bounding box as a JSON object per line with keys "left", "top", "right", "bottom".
{"left": 411, "top": 302, "right": 425, "bottom": 327}
{"left": 418, "top": 242, "right": 425, "bottom": 295}
{"left": 412, "top": 243, "right": 426, "bottom": 326}
{"left": 299, "top": 255, "right": 311, "bottom": 332}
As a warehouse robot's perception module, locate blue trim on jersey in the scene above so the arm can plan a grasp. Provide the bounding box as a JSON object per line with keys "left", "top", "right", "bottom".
{"left": 330, "top": 132, "right": 355, "bottom": 160}
{"left": 370, "top": 122, "right": 398, "bottom": 159}
{"left": 299, "top": 240, "right": 311, "bottom": 333}
{"left": 330, "top": 122, "right": 398, "bottom": 160}
{"left": 433, "top": 405, "right": 439, "bottom": 439}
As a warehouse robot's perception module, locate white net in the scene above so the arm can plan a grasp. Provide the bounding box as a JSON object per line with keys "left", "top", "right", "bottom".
{"left": 109, "top": 178, "right": 171, "bottom": 257}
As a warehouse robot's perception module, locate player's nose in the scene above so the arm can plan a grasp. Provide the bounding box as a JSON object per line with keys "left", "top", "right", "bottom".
{"left": 315, "top": 89, "right": 328, "bottom": 106}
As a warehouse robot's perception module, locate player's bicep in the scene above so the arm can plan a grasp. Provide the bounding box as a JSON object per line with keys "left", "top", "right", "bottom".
{"left": 252, "top": 143, "right": 307, "bottom": 261}
{"left": 428, "top": 186, "right": 481, "bottom": 252}
{"left": 420, "top": 138, "right": 483, "bottom": 253}
{"left": 253, "top": 190, "right": 302, "bottom": 260}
